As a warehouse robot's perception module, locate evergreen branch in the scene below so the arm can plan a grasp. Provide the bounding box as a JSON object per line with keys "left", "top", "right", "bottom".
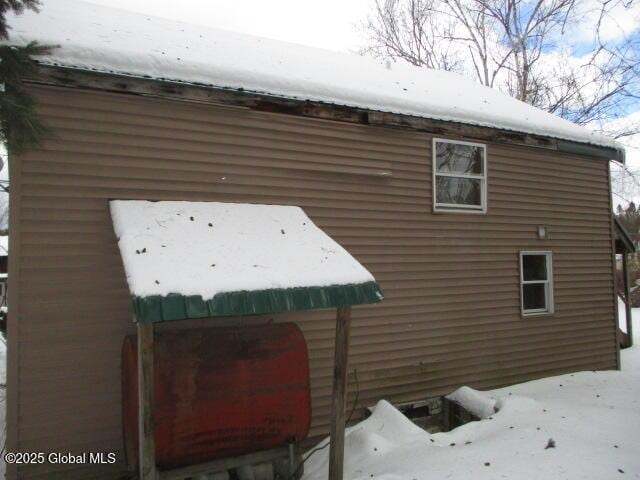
{"left": 0, "top": 41, "right": 55, "bottom": 154}
{"left": 0, "top": 0, "right": 41, "bottom": 40}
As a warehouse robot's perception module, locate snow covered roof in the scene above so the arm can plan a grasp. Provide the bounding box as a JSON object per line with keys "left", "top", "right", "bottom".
{"left": 110, "top": 200, "right": 382, "bottom": 323}
{"left": 7, "top": 0, "right": 622, "bottom": 154}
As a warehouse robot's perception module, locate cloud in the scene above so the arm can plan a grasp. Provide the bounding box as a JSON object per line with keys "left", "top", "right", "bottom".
{"left": 607, "top": 111, "right": 640, "bottom": 167}
{"left": 566, "top": 0, "right": 640, "bottom": 46}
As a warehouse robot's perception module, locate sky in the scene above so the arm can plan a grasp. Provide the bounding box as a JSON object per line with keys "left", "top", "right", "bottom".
{"left": 83, "top": 0, "right": 640, "bottom": 55}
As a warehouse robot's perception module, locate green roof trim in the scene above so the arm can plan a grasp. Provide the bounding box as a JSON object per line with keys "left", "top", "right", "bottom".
{"left": 132, "top": 281, "right": 383, "bottom": 323}
{"left": 557, "top": 140, "right": 624, "bottom": 163}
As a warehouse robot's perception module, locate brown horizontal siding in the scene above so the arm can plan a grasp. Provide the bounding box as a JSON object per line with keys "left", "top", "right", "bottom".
{"left": 11, "top": 85, "right": 616, "bottom": 478}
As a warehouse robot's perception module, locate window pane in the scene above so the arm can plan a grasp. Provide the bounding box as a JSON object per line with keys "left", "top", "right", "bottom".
{"left": 522, "top": 255, "right": 547, "bottom": 281}
{"left": 523, "top": 283, "right": 547, "bottom": 311}
{"left": 436, "top": 142, "right": 484, "bottom": 174}
{"left": 435, "top": 176, "right": 482, "bottom": 206}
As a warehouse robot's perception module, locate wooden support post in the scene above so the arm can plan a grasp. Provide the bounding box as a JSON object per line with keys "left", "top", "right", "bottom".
{"left": 622, "top": 252, "right": 633, "bottom": 347}
{"left": 138, "top": 321, "right": 157, "bottom": 480}
{"left": 328, "top": 306, "right": 352, "bottom": 480}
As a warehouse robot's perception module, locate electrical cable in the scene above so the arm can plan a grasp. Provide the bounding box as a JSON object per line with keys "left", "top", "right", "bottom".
{"left": 287, "top": 368, "right": 360, "bottom": 480}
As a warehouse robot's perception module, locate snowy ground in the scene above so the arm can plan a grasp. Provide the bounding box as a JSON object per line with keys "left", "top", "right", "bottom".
{"left": 304, "top": 312, "right": 640, "bottom": 480}
{"left": 619, "top": 298, "right": 629, "bottom": 333}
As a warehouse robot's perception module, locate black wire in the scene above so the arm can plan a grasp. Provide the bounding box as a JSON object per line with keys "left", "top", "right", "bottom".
{"left": 288, "top": 441, "right": 330, "bottom": 480}
{"left": 288, "top": 368, "right": 360, "bottom": 480}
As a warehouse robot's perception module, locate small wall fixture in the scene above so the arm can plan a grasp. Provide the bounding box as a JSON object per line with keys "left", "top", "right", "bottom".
{"left": 537, "top": 225, "right": 548, "bottom": 239}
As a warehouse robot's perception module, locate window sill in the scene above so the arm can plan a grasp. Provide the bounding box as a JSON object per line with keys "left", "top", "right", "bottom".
{"left": 433, "top": 207, "right": 487, "bottom": 215}
{"left": 521, "top": 311, "right": 554, "bottom": 319}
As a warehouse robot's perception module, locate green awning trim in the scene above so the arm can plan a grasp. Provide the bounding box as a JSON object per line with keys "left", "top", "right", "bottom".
{"left": 132, "top": 281, "right": 383, "bottom": 323}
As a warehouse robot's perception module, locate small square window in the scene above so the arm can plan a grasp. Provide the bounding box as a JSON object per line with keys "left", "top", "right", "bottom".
{"left": 433, "top": 139, "right": 487, "bottom": 213}
{"left": 520, "top": 251, "right": 553, "bottom": 316}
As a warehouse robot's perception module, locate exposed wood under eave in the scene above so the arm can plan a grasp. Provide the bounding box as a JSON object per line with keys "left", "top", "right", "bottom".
{"left": 27, "top": 64, "right": 624, "bottom": 163}
{"left": 614, "top": 216, "right": 636, "bottom": 254}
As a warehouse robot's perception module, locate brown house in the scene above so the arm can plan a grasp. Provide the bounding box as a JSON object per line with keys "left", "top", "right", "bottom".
{"left": 6, "top": 1, "right": 626, "bottom": 479}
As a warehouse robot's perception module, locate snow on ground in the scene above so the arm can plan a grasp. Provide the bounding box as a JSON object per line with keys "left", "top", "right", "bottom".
{"left": 6, "top": 0, "right": 620, "bottom": 151}
{"left": 304, "top": 313, "right": 640, "bottom": 480}
{"left": 619, "top": 298, "right": 629, "bottom": 333}
{"left": 110, "top": 200, "right": 375, "bottom": 299}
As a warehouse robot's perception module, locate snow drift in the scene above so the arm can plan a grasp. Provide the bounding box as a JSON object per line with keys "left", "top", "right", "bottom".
{"left": 303, "top": 371, "right": 640, "bottom": 480}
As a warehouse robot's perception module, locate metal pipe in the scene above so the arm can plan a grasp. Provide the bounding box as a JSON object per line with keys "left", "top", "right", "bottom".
{"left": 288, "top": 440, "right": 295, "bottom": 478}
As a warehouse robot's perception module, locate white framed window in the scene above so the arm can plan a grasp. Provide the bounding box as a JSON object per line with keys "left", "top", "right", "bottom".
{"left": 433, "top": 138, "right": 487, "bottom": 213}
{"left": 520, "top": 251, "right": 554, "bottom": 316}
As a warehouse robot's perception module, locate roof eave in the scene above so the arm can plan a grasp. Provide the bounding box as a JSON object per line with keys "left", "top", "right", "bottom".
{"left": 28, "top": 63, "right": 623, "bottom": 162}
{"left": 614, "top": 216, "right": 636, "bottom": 254}
{"left": 557, "top": 140, "right": 625, "bottom": 164}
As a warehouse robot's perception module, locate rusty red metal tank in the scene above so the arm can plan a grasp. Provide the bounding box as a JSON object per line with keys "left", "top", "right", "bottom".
{"left": 122, "top": 322, "right": 311, "bottom": 470}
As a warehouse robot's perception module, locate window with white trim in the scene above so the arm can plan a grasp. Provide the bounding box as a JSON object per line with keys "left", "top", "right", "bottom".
{"left": 433, "top": 139, "right": 487, "bottom": 212}
{"left": 520, "top": 251, "right": 553, "bottom": 315}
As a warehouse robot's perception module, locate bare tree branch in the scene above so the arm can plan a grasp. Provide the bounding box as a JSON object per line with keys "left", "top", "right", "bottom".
{"left": 359, "top": 0, "right": 639, "bottom": 132}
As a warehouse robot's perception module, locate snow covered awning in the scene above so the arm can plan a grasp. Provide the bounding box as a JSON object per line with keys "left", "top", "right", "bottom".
{"left": 110, "top": 200, "right": 383, "bottom": 323}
